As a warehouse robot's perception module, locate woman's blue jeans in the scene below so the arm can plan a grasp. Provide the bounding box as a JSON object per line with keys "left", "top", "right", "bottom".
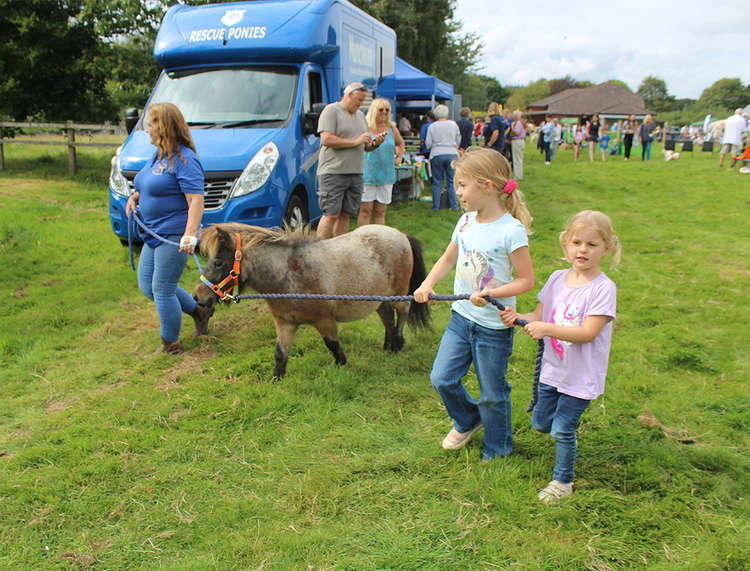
{"left": 543, "top": 140, "right": 552, "bottom": 162}
{"left": 641, "top": 141, "right": 652, "bottom": 161}
{"left": 430, "top": 154, "right": 458, "bottom": 210}
{"left": 430, "top": 311, "right": 514, "bottom": 460}
{"left": 137, "top": 236, "right": 197, "bottom": 342}
{"left": 531, "top": 383, "right": 591, "bottom": 484}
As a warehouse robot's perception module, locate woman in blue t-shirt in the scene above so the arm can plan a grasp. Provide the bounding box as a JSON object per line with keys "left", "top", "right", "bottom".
{"left": 125, "top": 102, "right": 209, "bottom": 356}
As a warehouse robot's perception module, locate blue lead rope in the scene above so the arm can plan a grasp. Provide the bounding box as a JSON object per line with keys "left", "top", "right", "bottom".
{"left": 127, "top": 211, "right": 203, "bottom": 273}
{"left": 233, "top": 290, "right": 542, "bottom": 411}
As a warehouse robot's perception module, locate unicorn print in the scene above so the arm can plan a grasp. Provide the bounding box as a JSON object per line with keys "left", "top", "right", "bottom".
{"left": 549, "top": 302, "right": 583, "bottom": 359}
{"left": 457, "top": 250, "right": 498, "bottom": 291}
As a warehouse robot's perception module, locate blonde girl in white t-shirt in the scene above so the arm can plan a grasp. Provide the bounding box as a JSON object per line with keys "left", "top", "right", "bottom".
{"left": 414, "top": 148, "right": 534, "bottom": 462}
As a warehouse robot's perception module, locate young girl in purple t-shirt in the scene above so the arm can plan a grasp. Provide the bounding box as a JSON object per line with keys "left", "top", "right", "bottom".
{"left": 500, "top": 210, "right": 621, "bottom": 503}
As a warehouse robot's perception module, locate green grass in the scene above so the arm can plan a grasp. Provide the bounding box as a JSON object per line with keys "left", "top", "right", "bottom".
{"left": 1, "top": 141, "right": 748, "bottom": 569}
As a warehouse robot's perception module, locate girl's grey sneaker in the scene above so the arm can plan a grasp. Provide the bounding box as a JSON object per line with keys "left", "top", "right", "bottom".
{"left": 538, "top": 480, "right": 573, "bottom": 504}
{"left": 441, "top": 423, "right": 483, "bottom": 450}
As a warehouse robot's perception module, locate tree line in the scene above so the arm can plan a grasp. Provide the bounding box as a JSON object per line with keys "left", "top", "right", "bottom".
{"left": 0, "top": 1, "right": 745, "bottom": 124}
{"left": 490, "top": 74, "right": 748, "bottom": 124}
{"left": 0, "top": 0, "right": 503, "bottom": 123}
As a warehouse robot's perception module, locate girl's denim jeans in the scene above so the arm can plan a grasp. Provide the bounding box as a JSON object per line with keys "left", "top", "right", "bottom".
{"left": 137, "top": 236, "right": 197, "bottom": 342}
{"left": 430, "top": 311, "right": 514, "bottom": 460}
{"left": 531, "top": 382, "right": 591, "bottom": 484}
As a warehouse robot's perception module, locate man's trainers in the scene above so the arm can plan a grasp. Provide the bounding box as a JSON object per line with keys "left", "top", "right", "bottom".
{"left": 441, "top": 423, "right": 482, "bottom": 450}
{"left": 537, "top": 480, "right": 573, "bottom": 504}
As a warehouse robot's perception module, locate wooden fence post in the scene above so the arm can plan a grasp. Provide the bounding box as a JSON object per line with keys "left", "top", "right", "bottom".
{"left": 0, "top": 140, "right": 4, "bottom": 171}
{"left": 67, "top": 120, "right": 77, "bottom": 175}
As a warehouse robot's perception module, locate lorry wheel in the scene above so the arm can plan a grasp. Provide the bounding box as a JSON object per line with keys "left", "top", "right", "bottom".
{"left": 284, "top": 195, "right": 308, "bottom": 229}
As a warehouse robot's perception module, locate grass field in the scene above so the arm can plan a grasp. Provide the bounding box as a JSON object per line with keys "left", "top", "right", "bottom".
{"left": 1, "top": 139, "right": 748, "bottom": 569}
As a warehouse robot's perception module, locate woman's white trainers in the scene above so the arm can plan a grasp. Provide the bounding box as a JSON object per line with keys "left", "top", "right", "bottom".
{"left": 441, "top": 423, "right": 483, "bottom": 450}
{"left": 538, "top": 480, "right": 573, "bottom": 504}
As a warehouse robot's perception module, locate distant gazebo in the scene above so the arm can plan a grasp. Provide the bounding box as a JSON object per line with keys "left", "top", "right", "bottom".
{"left": 526, "top": 83, "right": 652, "bottom": 124}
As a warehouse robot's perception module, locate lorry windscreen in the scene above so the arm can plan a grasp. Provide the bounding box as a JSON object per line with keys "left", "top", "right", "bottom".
{"left": 148, "top": 67, "right": 298, "bottom": 128}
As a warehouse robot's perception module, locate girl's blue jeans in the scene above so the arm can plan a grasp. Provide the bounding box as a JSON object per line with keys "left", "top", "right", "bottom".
{"left": 137, "top": 236, "right": 197, "bottom": 342}
{"left": 531, "top": 383, "right": 591, "bottom": 484}
{"left": 430, "top": 311, "right": 514, "bottom": 460}
{"left": 430, "top": 154, "right": 459, "bottom": 210}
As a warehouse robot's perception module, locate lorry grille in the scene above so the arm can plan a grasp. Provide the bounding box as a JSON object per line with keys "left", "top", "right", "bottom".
{"left": 123, "top": 171, "right": 242, "bottom": 210}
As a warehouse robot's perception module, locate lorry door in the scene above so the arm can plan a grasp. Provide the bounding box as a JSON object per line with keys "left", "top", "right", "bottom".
{"left": 299, "top": 64, "right": 326, "bottom": 220}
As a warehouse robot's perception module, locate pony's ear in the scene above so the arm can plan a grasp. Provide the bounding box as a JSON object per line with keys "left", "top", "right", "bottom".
{"left": 214, "top": 227, "right": 232, "bottom": 248}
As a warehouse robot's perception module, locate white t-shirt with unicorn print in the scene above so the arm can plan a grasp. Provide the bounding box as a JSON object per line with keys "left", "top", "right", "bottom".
{"left": 450, "top": 211, "right": 529, "bottom": 329}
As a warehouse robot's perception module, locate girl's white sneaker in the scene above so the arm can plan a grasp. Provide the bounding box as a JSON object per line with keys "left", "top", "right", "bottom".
{"left": 441, "top": 423, "right": 482, "bottom": 450}
{"left": 538, "top": 480, "right": 572, "bottom": 504}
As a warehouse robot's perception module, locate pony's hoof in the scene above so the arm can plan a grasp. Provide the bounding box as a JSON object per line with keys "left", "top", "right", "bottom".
{"left": 389, "top": 337, "right": 405, "bottom": 352}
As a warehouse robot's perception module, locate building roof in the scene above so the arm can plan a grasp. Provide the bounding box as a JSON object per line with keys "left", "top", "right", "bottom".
{"left": 527, "top": 83, "right": 652, "bottom": 116}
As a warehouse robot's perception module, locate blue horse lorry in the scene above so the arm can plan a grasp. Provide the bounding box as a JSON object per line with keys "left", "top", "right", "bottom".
{"left": 108, "top": 0, "right": 396, "bottom": 244}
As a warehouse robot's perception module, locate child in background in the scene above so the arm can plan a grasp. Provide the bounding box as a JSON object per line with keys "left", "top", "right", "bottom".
{"left": 599, "top": 125, "right": 610, "bottom": 162}
{"left": 414, "top": 148, "right": 535, "bottom": 462}
{"left": 573, "top": 121, "right": 585, "bottom": 162}
{"left": 500, "top": 210, "right": 620, "bottom": 503}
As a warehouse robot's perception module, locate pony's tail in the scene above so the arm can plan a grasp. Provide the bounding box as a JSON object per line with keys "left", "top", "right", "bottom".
{"left": 406, "top": 234, "right": 431, "bottom": 330}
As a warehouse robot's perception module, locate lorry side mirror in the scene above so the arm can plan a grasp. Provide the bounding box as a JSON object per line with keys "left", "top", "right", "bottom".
{"left": 302, "top": 103, "right": 327, "bottom": 137}
{"left": 125, "top": 108, "right": 139, "bottom": 134}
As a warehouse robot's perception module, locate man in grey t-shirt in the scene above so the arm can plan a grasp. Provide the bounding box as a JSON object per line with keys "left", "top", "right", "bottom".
{"left": 316, "top": 82, "right": 385, "bottom": 239}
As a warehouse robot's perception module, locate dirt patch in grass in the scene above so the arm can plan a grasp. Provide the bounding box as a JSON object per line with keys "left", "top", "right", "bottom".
{"left": 44, "top": 399, "right": 70, "bottom": 414}
{"left": 157, "top": 342, "right": 218, "bottom": 392}
{"left": 638, "top": 409, "right": 702, "bottom": 444}
{"left": 58, "top": 551, "right": 96, "bottom": 570}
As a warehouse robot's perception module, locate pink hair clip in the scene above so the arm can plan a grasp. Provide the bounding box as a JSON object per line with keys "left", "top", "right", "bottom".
{"left": 503, "top": 179, "right": 518, "bottom": 194}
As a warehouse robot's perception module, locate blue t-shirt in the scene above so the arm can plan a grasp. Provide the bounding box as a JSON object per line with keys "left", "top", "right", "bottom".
{"left": 134, "top": 145, "right": 204, "bottom": 247}
{"left": 488, "top": 115, "right": 506, "bottom": 151}
{"left": 457, "top": 117, "right": 474, "bottom": 150}
{"left": 363, "top": 129, "right": 396, "bottom": 186}
{"left": 450, "top": 211, "right": 529, "bottom": 329}
{"left": 599, "top": 133, "right": 610, "bottom": 150}
{"left": 419, "top": 120, "right": 433, "bottom": 155}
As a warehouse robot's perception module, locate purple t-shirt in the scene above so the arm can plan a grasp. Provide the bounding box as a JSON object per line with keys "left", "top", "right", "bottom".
{"left": 537, "top": 269, "right": 617, "bottom": 400}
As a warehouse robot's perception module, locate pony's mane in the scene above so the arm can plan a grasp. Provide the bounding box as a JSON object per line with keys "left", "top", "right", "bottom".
{"left": 199, "top": 223, "right": 318, "bottom": 258}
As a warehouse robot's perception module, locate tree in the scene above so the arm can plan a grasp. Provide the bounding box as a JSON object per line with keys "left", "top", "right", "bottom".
{"left": 104, "top": 34, "right": 163, "bottom": 112}
{"left": 698, "top": 78, "right": 750, "bottom": 111}
{"left": 606, "top": 79, "right": 631, "bottom": 91}
{"left": 505, "top": 79, "right": 551, "bottom": 112}
{"left": 351, "top": 0, "right": 482, "bottom": 93}
{"left": 460, "top": 74, "right": 509, "bottom": 112}
{"left": 637, "top": 75, "right": 676, "bottom": 112}
{"left": 0, "top": 0, "right": 115, "bottom": 121}
{"left": 548, "top": 75, "right": 592, "bottom": 95}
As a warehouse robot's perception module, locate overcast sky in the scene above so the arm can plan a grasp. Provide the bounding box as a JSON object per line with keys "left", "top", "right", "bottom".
{"left": 453, "top": 0, "right": 749, "bottom": 100}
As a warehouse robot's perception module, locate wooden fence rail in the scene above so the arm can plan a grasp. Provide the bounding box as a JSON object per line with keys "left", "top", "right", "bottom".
{"left": 0, "top": 120, "right": 125, "bottom": 175}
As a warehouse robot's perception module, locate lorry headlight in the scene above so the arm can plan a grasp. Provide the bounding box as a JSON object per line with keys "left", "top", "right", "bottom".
{"left": 109, "top": 147, "right": 131, "bottom": 197}
{"left": 231, "top": 142, "right": 280, "bottom": 197}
